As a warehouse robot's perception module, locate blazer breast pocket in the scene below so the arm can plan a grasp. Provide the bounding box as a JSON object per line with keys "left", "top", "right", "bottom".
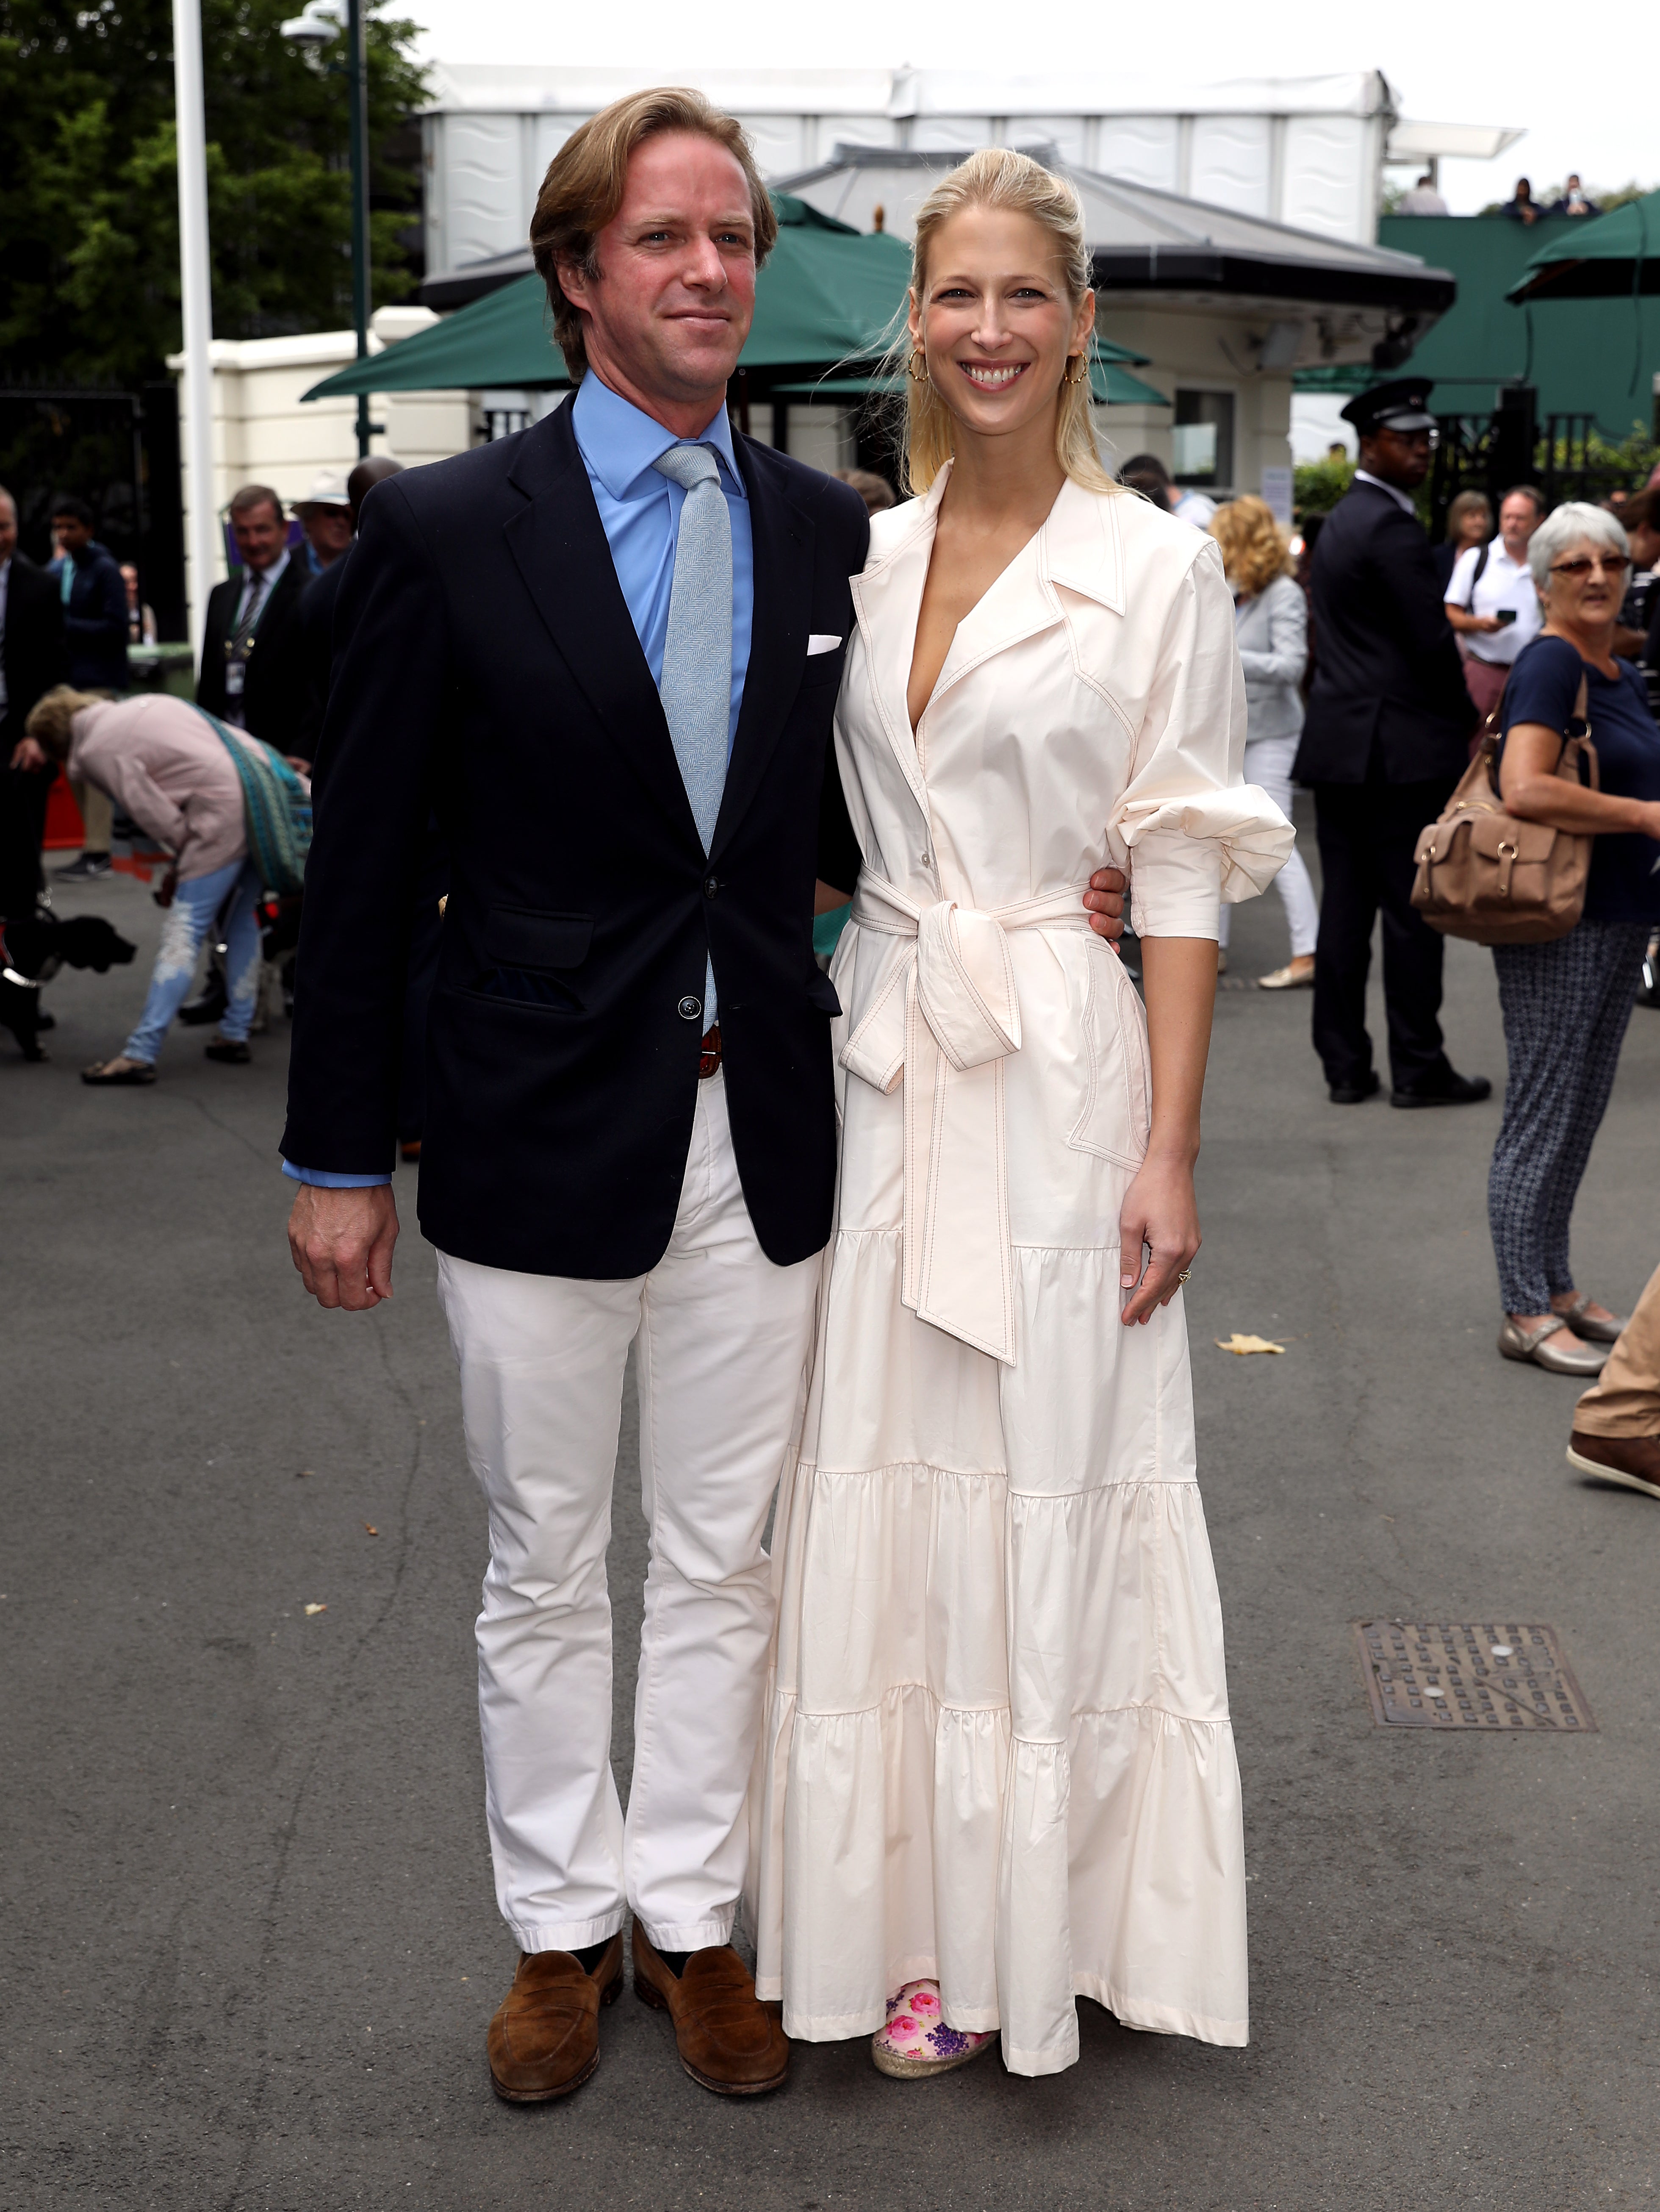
{"left": 797, "top": 639, "right": 846, "bottom": 690}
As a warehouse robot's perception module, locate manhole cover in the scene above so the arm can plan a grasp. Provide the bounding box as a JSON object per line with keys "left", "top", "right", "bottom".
{"left": 1355, "top": 1621, "right": 1596, "bottom": 1732}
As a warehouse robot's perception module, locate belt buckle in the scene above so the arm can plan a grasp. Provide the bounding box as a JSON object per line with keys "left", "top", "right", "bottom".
{"left": 698, "top": 1022, "right": 722, "bottom": 1080}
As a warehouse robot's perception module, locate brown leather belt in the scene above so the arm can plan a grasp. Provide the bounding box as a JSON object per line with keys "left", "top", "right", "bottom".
{"left": 698, "top": 1022, "right": 722, "bottom": 1080}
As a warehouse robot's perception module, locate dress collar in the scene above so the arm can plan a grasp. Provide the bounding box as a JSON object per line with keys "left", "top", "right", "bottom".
{"left": 572, "top": 372, "right": 745, "bottom": 504}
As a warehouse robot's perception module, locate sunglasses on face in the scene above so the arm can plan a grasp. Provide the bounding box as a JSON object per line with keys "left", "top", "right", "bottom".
{"left": 1549, "top": 553, "right": 1632, "bottom": 580}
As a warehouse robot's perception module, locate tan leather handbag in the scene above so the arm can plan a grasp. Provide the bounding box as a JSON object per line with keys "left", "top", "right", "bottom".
{"left": 1411, "top": 669, "right": 1597, "bottom": 945}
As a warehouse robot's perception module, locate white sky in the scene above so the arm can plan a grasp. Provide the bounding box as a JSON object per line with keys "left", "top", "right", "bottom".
{"left": 402, "top": 3, "right": 1645, "bottom": 218}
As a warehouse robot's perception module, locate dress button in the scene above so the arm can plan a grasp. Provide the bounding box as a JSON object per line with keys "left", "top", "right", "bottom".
{"left": 704, "top": 876, "right": 718, "bottom": 899}
{"left": 677, "top": 995, "right": 703, "bottom": 1021}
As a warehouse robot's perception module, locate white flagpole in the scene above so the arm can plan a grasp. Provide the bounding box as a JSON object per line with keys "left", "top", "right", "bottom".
{"left": 172, "top": 0, "right": 216, "bottom": 661}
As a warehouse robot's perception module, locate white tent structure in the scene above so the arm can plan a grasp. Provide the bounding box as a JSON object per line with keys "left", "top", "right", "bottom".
{"left": 419, "top": 67, "right": 1445, "bottom": 277}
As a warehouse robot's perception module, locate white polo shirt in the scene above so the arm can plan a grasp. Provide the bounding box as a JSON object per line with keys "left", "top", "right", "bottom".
{"left": 1446, "top": 535, "right": 1542, "bottom": 666}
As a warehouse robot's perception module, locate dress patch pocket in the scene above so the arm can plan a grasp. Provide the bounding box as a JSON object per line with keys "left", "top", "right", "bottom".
{"left": 1065, "top": 936, "right": 1151, "bottom": 1168}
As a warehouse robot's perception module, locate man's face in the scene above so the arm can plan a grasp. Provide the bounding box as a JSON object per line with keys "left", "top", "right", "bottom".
{"left": 1499, "top": 493, "right": 1541, "bottom": 557}
{"left": 0, "top": 501, "right": 16, "bottom": 563}
{"left": 53, "top": 513, "right": 93, "bottom": 555}
{"left": 560, "top": 130, "right": 758, "bottom": 421}
{"left": 1359, "top": 425, "right": 1433, "bottom": 492}
{"left": 232, "top": 501, "right": 286, "bottom": 572}
{"left": 300, "top": 505, "right": 354, "bottom": 563}
{"left": 1629, "top": 522, "right": 1660, "bottom": 573}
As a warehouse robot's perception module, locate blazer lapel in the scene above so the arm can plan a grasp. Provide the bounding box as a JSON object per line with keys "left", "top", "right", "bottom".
{"left": 708, "top": 436, "right": 812, "bottom": 862}
{"left": 503, "top": 407, "right": 701, "bottom": 850}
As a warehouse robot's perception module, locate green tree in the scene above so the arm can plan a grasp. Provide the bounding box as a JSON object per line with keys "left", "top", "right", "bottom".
{"left": 0, "top": 0, "right": 427, "bottom": 385}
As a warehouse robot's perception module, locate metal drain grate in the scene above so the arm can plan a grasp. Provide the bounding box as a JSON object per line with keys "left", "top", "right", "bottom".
{"left": 1355, "top": 1621, "right": 1597, "bottom": 1732}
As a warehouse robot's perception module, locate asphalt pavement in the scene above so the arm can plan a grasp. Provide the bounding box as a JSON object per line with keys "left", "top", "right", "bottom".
{"left": 5, "top": 817, "right": 1658, "bottom": 2211}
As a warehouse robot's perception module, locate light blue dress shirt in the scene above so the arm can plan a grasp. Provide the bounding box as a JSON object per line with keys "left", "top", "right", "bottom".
{"left": 284, "top": 375, "right": 754, "bottom": 1188}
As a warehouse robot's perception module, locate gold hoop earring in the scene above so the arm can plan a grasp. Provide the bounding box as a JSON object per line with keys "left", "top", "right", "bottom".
{"left": 906, "top": 349, "right": 931, "bottom": 386}
{"left": 1062, "top": 355, "right": 1090, "bottom": 387}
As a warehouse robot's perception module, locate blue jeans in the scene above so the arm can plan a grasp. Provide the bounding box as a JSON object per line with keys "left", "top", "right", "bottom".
{"left": 124, "top": 858, "right": 262, "bottom": 1063}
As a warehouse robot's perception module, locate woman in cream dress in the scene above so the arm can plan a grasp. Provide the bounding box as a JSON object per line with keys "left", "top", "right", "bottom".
{"left": 750, "top": 150, "right": 1292, "bottom": 2079}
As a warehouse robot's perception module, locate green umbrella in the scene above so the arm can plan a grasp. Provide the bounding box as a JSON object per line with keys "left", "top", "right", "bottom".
{"left": 305, "top": 192, "right": 1154, "bottom": 402}
{"left": 1507, "top": 190, "right": 1660, "bottom": 301}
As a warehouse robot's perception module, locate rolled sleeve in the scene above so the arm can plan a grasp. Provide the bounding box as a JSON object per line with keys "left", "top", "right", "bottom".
{"left": 1110, "top": 544, "right": 1295, "bottom": 938}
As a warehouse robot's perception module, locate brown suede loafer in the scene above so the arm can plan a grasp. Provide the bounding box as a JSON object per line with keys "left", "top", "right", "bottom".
{"left": 487, "top": 1934, "right": 624, "bottom": 2102}
{"left": 632, "top": 1924, "right": 790, "bottom": 2095}
{"left": 1567, "top": 1429, "right": 1660, "bottom": 1499}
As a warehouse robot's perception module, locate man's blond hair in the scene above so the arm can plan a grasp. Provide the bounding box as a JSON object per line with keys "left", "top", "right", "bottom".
{"left": 529, "top": 87, "right": 778, "bottom": 377}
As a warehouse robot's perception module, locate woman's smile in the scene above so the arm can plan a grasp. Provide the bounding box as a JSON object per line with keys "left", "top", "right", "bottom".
{"left": 956, "top": 360, "right": 1028, "bottom": 389}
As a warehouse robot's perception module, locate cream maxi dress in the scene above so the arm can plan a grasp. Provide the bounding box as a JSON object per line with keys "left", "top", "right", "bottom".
{"left": 748, "top": 467, "right": 1294, "bottom": 2076}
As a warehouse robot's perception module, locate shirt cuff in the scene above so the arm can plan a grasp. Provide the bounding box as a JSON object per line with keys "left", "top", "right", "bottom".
{"left": 1128, "top": 832, "right": 1225, "bottom": 940}
{"left": 282, "top": 1161, "right": 393, "bottom": 1187}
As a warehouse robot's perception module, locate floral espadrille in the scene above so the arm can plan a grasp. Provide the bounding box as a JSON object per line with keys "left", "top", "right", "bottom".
{"left": 870, "top": 1980, "right": 997, "bottom": 2079}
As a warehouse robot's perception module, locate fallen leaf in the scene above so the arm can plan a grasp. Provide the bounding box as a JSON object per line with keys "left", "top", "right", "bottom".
{"left": 1215, "top": 1333, "right": 1286, "bottom": 1356}
{"left": 304, "top": 1602, "right": 327, "bottom": 1616}
{"left": 363, "top": 1524, "right": 378, "bottom": 1536}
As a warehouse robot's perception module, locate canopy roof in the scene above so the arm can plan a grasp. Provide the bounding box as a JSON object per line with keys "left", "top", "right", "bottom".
{"left": 308, "top": 191, "right": 1151, "bottom": 402}
{"left": 776, "top": 146, "right": 1456, "bottom": 319}
{"left": 1508, "top": 191, "right": 1660, "bottom": 302}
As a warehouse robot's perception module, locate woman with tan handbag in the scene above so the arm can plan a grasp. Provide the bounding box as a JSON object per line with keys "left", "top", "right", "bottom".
{"left": 1490, "top": 502, "right": 1660, "bottom": 1373}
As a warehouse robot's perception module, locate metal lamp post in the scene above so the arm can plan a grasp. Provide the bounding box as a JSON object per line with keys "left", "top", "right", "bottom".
{"left": 282, "top": 0, "right": 376, "bottom": 457}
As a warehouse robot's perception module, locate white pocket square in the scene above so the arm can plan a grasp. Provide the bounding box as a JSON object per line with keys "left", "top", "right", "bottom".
{"left": 806, "top": 634, "right": 843, "bottom": 656}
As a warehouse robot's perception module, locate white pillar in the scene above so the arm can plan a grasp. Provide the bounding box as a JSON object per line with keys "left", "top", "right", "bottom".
{"left": 172, "top": 0, "right": 216, "bottom": 661}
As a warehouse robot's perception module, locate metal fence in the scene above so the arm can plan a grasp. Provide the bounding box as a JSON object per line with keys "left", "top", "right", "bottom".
{"left": 1429, "top": 388, "right": 1640, "bottom": 539}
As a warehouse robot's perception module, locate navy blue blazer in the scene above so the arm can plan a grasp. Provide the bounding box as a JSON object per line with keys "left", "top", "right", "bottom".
{"left": 280, "top": 402, "right": 869, "bottom": 1277}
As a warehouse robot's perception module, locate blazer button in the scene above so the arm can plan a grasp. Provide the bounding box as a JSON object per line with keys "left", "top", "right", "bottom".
{"left": 704, "top": 876, "right": 718, "bottom": 899}
{"left": 677, "top": 995, "right": 703, "bottom": 1021}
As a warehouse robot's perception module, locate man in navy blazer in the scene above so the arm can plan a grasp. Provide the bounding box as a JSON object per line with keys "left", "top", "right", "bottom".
{"left": 282, "top": 88, "right": 878, "bottom": 2104}
{"left": 1296, "top": 379, "right": 1489, "bottom": 1109}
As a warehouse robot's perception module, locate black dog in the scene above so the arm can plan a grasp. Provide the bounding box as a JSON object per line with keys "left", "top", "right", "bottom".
{"left": 0, "top": 913, "right": 137, "bottom": 1060}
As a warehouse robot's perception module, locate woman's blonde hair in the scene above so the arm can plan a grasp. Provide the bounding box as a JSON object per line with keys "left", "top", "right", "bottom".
{"left": 25, "top": 685, "right": 106, "bottom": 759}
{"left": 898, "top": 148, "right": 1118, "bottom": 500}
{"left": 1208, "top": 496, "right": 1293, "bottom": 597}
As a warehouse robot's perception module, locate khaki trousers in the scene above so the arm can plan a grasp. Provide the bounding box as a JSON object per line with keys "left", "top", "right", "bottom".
{"left": 70, "top": 777, "right": 114, "bottom": 852}
{"left": 1574, "top": 1262, "right": 1660, "bottom": 1437}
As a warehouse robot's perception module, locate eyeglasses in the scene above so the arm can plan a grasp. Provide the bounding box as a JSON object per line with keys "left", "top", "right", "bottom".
{"left": 1549, "top": 553, "right": 1632, "bottom": 580}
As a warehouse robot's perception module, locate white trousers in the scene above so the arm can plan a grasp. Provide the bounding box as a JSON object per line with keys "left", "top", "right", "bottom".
{"left": 435, "top": 1071, "right": 821, "bottom": 1955}
{"left": 1217, "top": 734, "right": 1320, "bottom": 958}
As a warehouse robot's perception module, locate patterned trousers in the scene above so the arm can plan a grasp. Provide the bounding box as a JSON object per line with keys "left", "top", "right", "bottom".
{"left": 1488, "top": 921, "right": 1648, "bottom": 1315}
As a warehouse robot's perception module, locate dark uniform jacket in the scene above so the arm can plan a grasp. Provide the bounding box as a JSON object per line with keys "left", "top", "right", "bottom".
{"left": 1295, "top": 478, "right": 1475, "bottom": 785}
{"left": 281, "top": 403, "right": 869, "bottom": 1279}
{"left": 197, "top": 555, "right": 310, "bottom": 750}
{"left": 55, "top": 541, "right": 129, "bottom": 691}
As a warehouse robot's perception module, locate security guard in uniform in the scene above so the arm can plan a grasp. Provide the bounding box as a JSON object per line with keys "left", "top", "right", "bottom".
{"left": 1295, "top": 378, "right": 1491, "bottom": 1107}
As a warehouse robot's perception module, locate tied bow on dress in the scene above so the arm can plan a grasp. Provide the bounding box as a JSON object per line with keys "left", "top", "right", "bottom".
{"left": 840, "top": 872, "right": 1100, "bottom": 1365}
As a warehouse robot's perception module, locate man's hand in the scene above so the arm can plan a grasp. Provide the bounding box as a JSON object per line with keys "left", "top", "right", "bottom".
{"left": 288, "top": 1183, "right": 399, "bottom": 1310}
{"left": 8, "top": 736, "right": 48, "bottom": 772}
{"left": 1083, "top": 866, "right": 1127, "bottom": 944}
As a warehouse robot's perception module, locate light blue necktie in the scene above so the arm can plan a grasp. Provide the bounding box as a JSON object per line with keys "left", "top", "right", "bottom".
{"left": 652, "top": 441, "right": 732, "bottom": 1025}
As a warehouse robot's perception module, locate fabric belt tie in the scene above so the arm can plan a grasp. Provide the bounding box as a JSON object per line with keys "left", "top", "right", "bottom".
{"left": 840, "top": 870, "right": 1097, "bottom": 1366}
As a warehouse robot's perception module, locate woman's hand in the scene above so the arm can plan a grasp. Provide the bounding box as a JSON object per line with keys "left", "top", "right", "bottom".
{"left": 1119, "top": 1151, "right": 1200, "bottom": 1325}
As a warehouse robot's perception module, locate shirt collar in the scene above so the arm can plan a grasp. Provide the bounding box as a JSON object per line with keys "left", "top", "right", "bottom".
{"left": 573, "top": 372, "right": 745, "bottom": 503}
{"left": 1353, "top": 469, "right": 1416, "bottom": 517}
{"left": 242, "top": 546, "right": 290, "bottom": 597}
